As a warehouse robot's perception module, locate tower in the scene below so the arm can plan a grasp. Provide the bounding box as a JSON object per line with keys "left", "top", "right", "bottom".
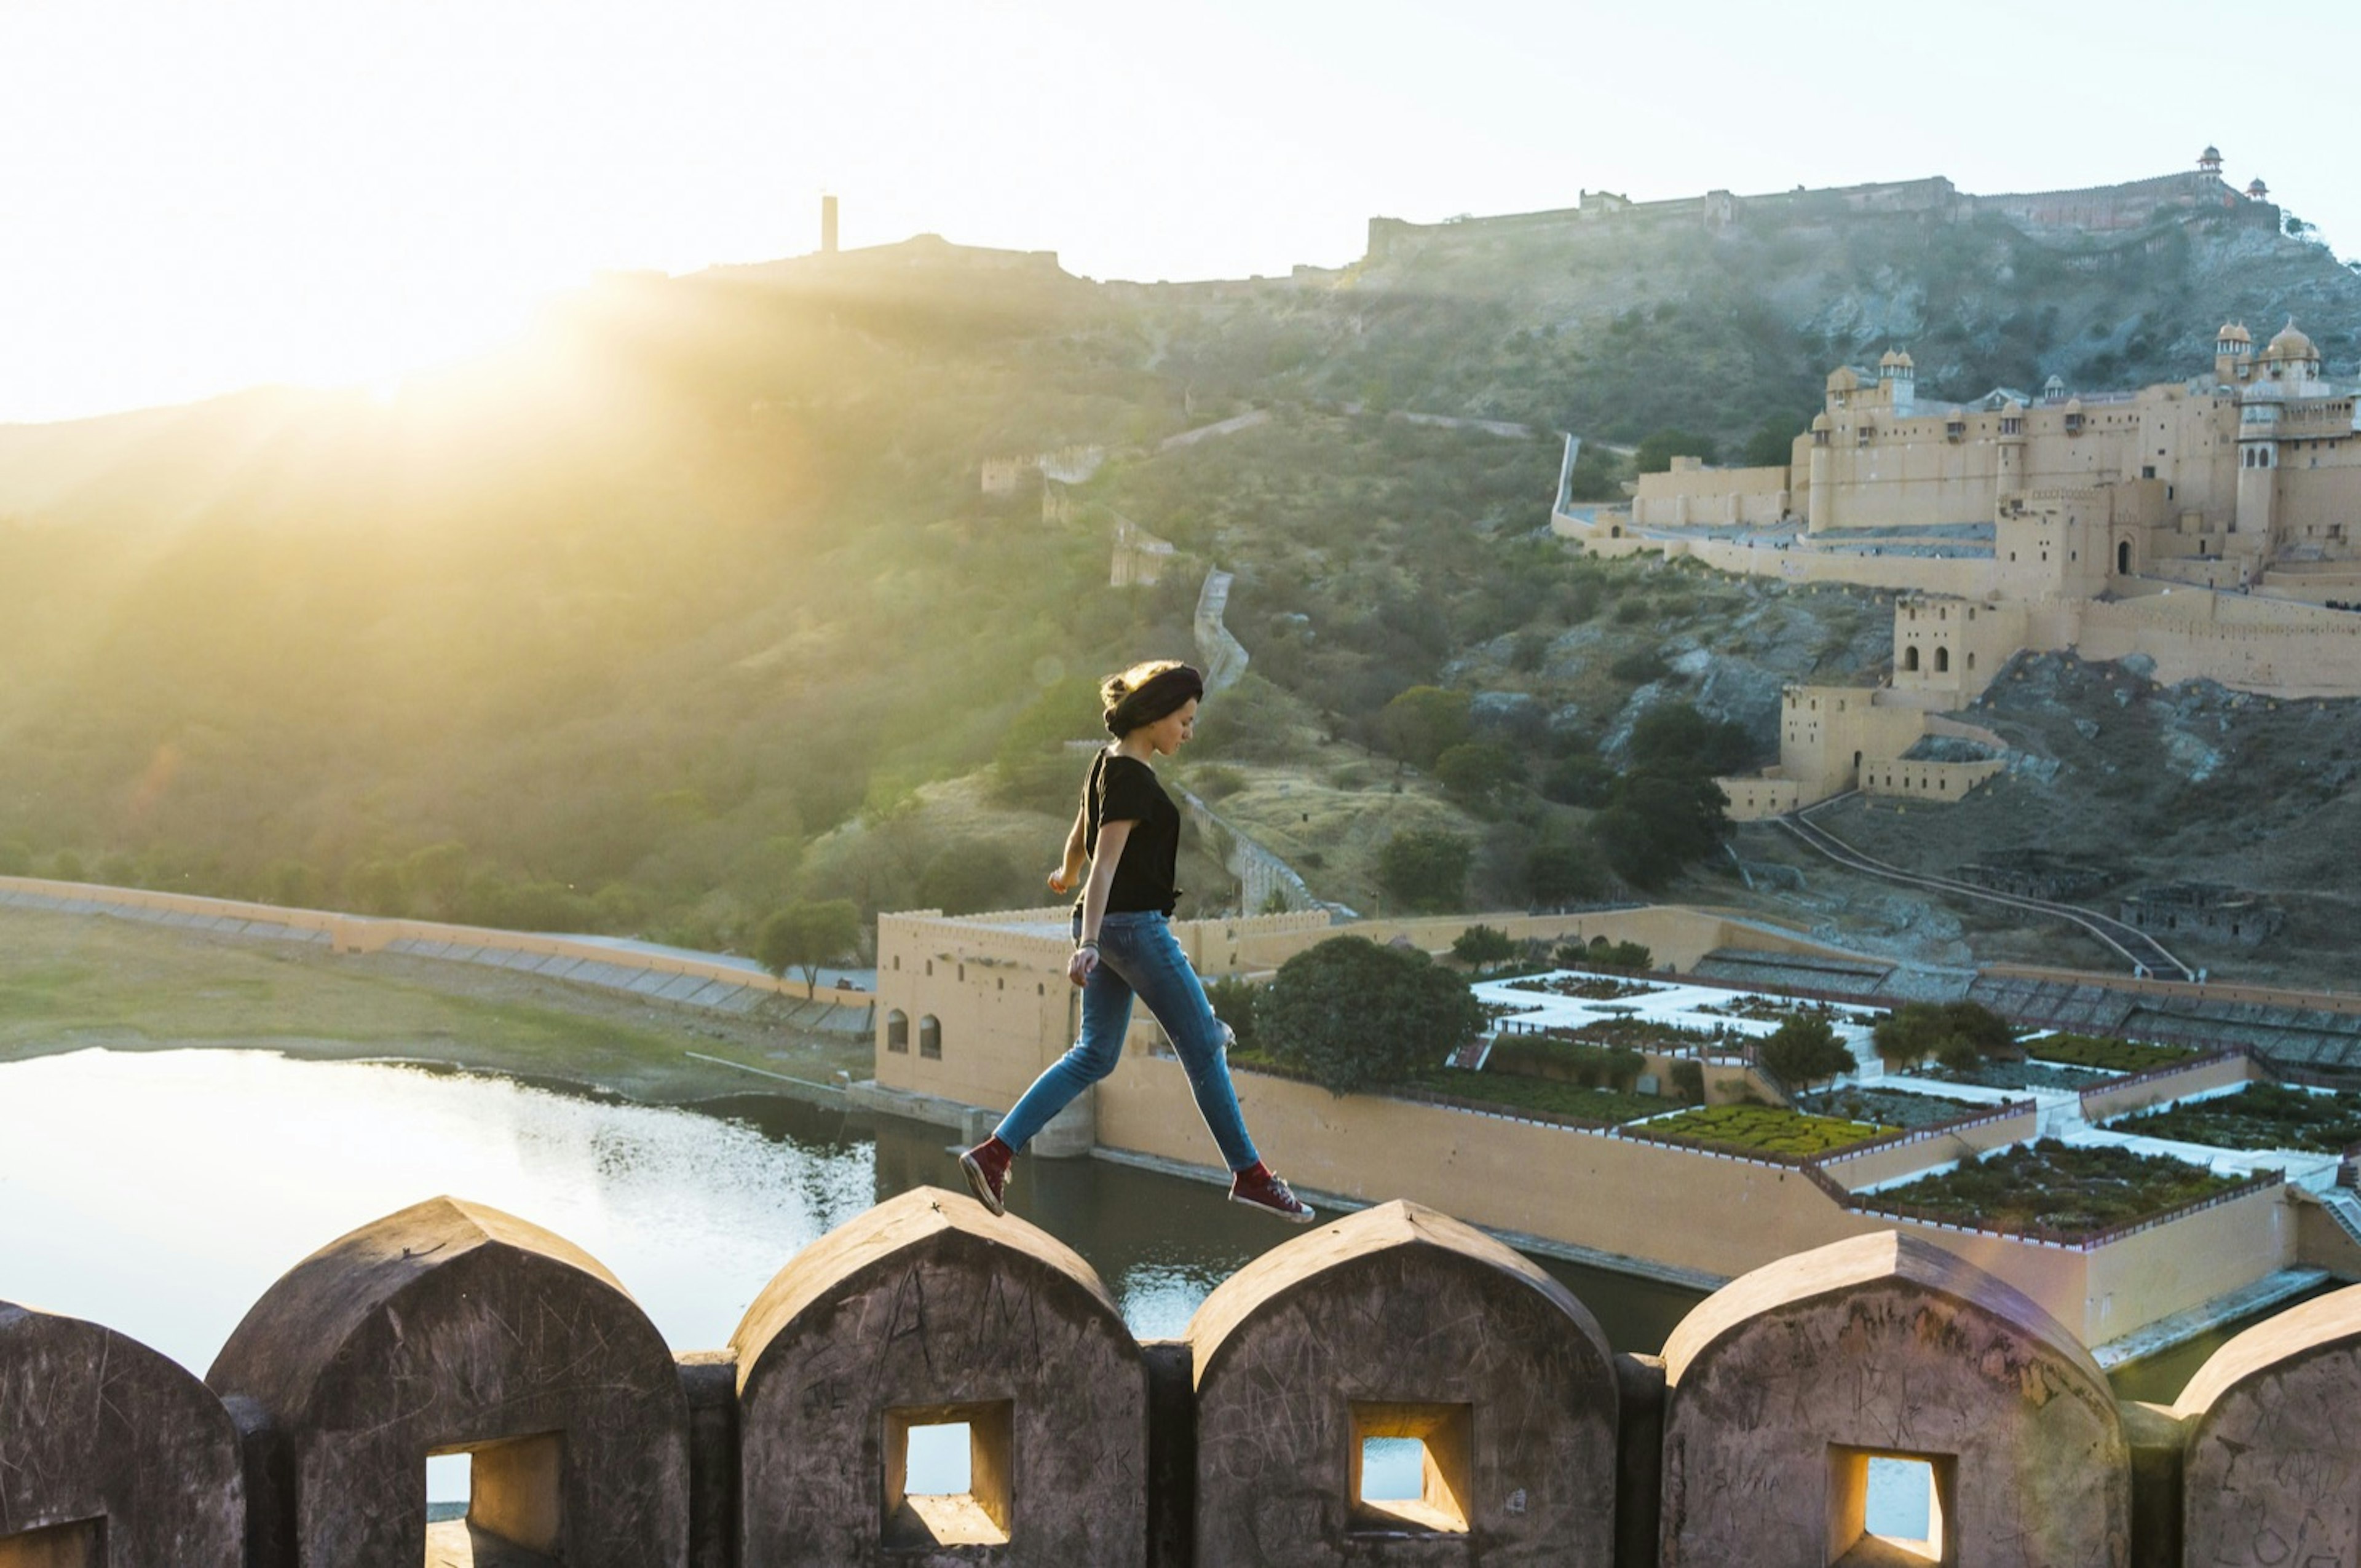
{"left": 2214, "top": 321, "right": 2253, "bottom": 384}
{"left": 2198, "top": 145, "right": 2223, "bottom": 175}
{"left": 820, "top": 194, "right": 839, "bottom": 254}
{"left": 2235, "top": 381, "right": 2282, "bottom": 542}
{"left": 1806, "top": 414, "right": 1832, "bottom": 533}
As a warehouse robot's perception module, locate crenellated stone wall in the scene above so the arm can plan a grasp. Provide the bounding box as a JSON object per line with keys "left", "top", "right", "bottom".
{"left": 7, "top": 1191, "right": 2360, "bottom": 1566}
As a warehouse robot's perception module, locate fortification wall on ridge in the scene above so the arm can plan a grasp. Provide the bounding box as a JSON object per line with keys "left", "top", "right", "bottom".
{"left": 12, "top": 1195, "right": 2359, "bottom": 1566}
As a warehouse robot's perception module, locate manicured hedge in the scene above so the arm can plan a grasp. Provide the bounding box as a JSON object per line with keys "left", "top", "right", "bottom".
{"left": 2112, "top": 1082, "right": 2361, "bottom": 1153}
{"left": 1628, "top": 1105, "right": 1891, "bottom": 1156}
{"left": 2024, "top": 1032, "right": 2197, "bottom": 1073}
{"left": 1411, "top": 1066, "right": 1668, "bottom": 1124}
{"left": 1872, "top": 1139, "right": 2244, "bottom": 1234}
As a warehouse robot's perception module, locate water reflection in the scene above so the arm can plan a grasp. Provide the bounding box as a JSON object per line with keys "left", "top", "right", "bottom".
{"left": 0, "top": 1047, "right": 2268, "bottom": 1511}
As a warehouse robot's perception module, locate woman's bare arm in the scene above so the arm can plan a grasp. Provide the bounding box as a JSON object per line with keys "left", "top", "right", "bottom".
{"left": 1048, "top": 802, "right": 1088, "bottom": 895}
{"left": 1069, "top": 819, "right": 1132, "bottom": 985}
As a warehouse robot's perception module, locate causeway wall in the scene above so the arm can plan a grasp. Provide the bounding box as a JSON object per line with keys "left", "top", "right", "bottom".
{"left": 6, "top": 1191, "right": 2357, "bottom": 1566}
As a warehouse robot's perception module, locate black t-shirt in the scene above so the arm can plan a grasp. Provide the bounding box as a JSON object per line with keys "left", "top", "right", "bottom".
{"left": 1080, "top": 751, "right": 1182, "bottom": 916}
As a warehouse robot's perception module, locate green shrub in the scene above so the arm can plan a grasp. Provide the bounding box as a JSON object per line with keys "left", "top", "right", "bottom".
{"left": 1261, "top": 936, "right": 1486, "bottom": 1096}
{"left": 2025, "top": 1033, "right": 2196, "bottom": 1073}
{"left": 1873, "top": 1140, "right": 2244, "bottom": 1235}
{"left": 2112, "top": 1082, "right": 2361, "bottom": 1152}
{"left": 1669, "top": 1058, "right": 1706, "bottom": 1105}
{"left": 1632, "top": 1105, "right": 1889, "bottom": 1156}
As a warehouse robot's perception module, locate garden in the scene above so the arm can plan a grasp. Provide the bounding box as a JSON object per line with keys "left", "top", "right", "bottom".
{"left": 1501, "top": 972, "right": 1663, "bottom": 1003}
{"left": 1410, "top": 1065, "right": 1672, "bottom": 1125}
{"left": 1866, "top": 1140, "right": 2250, "bottom": 1237}
{"left": 2109, "top": 1082, "right": 2361, "bottom": 1154}
{"left": 1621, "top": 1104, "right": 1892, "bottom": 1157}
{"left": 1798, "top": 1085, "right": 1996, "bottom": 1131}
{"left": 2021, "top": 1033, "right": 2197, "bottom": 1073}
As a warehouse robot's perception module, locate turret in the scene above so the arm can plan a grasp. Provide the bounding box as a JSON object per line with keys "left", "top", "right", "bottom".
{"left": 2215, "top": 321, "right": 2253, "bottom": 384}
{"left": 2198, "top": 145, "right": 2224, "bottom": 175}
{"left": 2246, "top": 177, "right": 2270, "bottom": 202}
{"left": 1877, "top": 349, "right": 1916, "bottom": 417}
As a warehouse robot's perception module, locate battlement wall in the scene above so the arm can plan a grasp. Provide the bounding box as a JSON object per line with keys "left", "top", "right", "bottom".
{"left": 9, "top": 1192, "right": 2355, "bottom": 1566}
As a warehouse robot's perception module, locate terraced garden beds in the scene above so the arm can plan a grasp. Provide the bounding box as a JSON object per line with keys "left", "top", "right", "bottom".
{"left": 1501, "top": 973, "right": 1661, "bottom": 1002}
{"left": 2110, "top": 1082, "right": 2361, "bottom": 1153}
{"left": 1867, "top": 1140, "right": 2248, "bottom": 1236}
{"left": 1798, "top": 1085, "right": 1994, "bottom": 1131}
{"left": 1927, "top": 1058, "right": 2110, "bottom": 1093}
{"left": 2023, "top": 1033, "right": 2198, "bottom": 1073}
{"left": 1408, "top": 1066, "right": 1669, "bottom": 1125}
{"left": 1621, "top": 1105, "right": 1892, "bottom": 1157}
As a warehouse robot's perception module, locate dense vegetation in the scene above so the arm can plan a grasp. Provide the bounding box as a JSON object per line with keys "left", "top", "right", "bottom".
{"left": 1870, "top": 1140, "right": 2248, "bottom": 1236}
{"left": 4, "top": 192, "right": 2352, "bottom": 950}
{"left": 2112, "top": 1083, "right": 2361, "bottom": 1153}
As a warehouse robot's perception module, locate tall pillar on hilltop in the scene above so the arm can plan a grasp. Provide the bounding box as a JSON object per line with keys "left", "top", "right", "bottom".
{"left": 820, "top": 194, "right": 839, "bottom": 254}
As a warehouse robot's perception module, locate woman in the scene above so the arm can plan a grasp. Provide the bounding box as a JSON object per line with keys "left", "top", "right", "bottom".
{"left": 959, "top": 660, "right": 1315, "bottom": 1224}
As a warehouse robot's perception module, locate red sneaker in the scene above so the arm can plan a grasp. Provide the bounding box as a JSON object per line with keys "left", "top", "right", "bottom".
{"left": 1228, "top": 1163, "right": 1316, "bottom": 1224}
{"left": 959, "top": 1137, "right": 1014, "bottom": 1217}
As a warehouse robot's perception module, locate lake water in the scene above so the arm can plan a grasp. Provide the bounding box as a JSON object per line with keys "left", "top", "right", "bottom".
{"left": 0, "top": 1047, "right": 1705, "bottom": 1507}
{"left": 5, "top": 1046, "right": 2268, "bottom": 1536}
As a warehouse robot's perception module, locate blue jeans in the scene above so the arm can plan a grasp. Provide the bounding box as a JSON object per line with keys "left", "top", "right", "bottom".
{"left": 994, "top": 910, "right": 1260, "bottom": 1171}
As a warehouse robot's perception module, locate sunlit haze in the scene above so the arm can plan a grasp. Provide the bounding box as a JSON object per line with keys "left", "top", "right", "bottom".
{"left": 3, "top": 0, "right": 2355, "bottom": 424}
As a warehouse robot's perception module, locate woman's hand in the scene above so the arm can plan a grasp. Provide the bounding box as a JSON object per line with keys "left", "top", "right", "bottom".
{"left": 1067, "top": 945, "right": 1100, "bottom": 988}
{"left": 1047, "top": 867, "right": 1073, "bottom": 896}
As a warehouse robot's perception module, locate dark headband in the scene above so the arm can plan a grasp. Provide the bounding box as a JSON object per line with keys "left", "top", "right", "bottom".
{"left": 1104, "top": 665, "right": 1204, "bottom": 736}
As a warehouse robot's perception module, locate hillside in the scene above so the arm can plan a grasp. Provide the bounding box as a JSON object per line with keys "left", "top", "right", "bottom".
{"left": 1, "top": 171, "right": 2357, "bottom": 969}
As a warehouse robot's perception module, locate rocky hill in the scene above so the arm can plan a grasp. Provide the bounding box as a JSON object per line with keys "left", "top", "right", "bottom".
{"left": 1, "top": 168, "right": 2357, "bottom": 969}
{"left": 1145, "top": 167, "right": 2361, "bottom": 449}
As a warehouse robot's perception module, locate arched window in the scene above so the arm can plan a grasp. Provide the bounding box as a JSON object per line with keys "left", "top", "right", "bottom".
{"left": 1966, "top": 652, "right": 1976, "bottom": 671}
{"left": 919, "top": 1016, "right": 942, "bottom": 1060}
{"left": 1903, "top": 646, "right": 1921, "bottom": 672}
{"left": 885, "top": 1011, "right": 909, "bottom": 1054}
{"left": 2118, "top": 540, "right": 2132, "bottom": 575}
{"left": 1935, "top": 647, "right": 1950, "bottom": 673}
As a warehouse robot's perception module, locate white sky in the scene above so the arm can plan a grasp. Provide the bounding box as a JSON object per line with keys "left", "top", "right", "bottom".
{"left": 2, "top": 0, "right": 2352, "bottom": 425}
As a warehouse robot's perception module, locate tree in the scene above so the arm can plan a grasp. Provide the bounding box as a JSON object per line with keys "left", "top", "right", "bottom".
{"left": 917, "top": 841, "right": 1022, "bottom": 916}
{"left": 1634, "top": 429, "right": 1717, "bottom": 474}
{"left": 1378, "top": 829, "right": 1471, "bottom": 913}
{"left": 1627, "top": 703, "right": 1755, "bottom": 776}
{"left": 1541, "top": 755, "right": 1617, "bottom": 809}
{"left": 1872, "top": 1001, "right": 2015, "bottom": 1071}
{"left": 1758, "top": 1015, "right": 1855, "bottom": 1093}
{"left": 1260, "top": 936, "right": 1486, "bottom": 1096}
{"left": 1525, "top": 839, "right": 1608, "bottom": 907}
{"left": 0, "top": 840, "right": 26, "bottom": 876}
{"left": 992, "top": 677, "right": 1100, "bottom": 811}
{"left": 1203, "top": 974, "right": 1262, "bottom": 1050}
{"left": 1741, "top": 413, "right": 1811, "bottom": 470}
{"left": 1590, "top": 772, "right": 1730, "bottom": 890}
{"left": 1377, "top": 687, "right": 1472, "bottom": 768}
{"left": 1450, "top": 923, "right": 1517, "bottom": 971}
{"left": 757, "top": 899, "right": 862, "bottom": 987}
{"left": 403, "top": 841, "right": 469, "bottom": 919}
{"left": 1433, "top": 741, "right": 1520, "bottom": 805}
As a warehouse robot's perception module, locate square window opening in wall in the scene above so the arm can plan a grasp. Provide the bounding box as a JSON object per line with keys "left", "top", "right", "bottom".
{"left": 424, "top": 1432, "right": 564, "bottom": 1567}
{"left": 884, "top": 1401, "right": 1014, "bottom": 1551}
{"left": 1827, "top": 1446, "right": 1956, "bottom": 1567}
{"left": 1350, "top": 1401, "right": 1473, "bottom": 1537}
{"left": 0, "top": 1518, "right": 107, "bottom": 1568}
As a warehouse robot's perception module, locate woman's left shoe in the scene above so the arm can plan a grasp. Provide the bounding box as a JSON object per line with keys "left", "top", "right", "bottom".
{"left": 1228, "top": 1163, "right": 1316, "bottom": 1224}
{"left": 960, "top": 1137, "right": 1014, "bottom": 1217}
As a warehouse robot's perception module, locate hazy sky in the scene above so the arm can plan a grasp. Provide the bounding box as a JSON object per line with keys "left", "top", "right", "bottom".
{"left": 3, "top": 0, "right": 2353, "bottom": 425}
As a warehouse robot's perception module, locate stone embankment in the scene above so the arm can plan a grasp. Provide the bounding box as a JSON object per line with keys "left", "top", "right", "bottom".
{"left": 8, "top": 1188, "right": 2359, "bottom": 1566}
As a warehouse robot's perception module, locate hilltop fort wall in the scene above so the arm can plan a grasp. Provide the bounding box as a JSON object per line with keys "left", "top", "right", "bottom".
{"left": 11, "top": 1192, "right": 2360, "bottom": 1566}
{"left": 1366, "top": 164, "right": 2276, "bottom": 263}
